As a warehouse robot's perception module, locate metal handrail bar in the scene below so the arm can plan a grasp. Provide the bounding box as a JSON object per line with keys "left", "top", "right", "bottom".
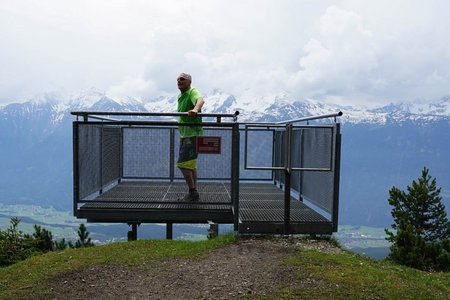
{"left": 71, "top": 111, "right": 240, "bottom": 118}
{"left": 275, "top": 111, "right": 343, "bottom": 124}
{"left": 241, "top": 123, "right": 335, "bottom": 129}
{"left": 239, "top": 112, "right": 342, "bottom": 127}
{"left": 86, "top": 115, "right": 120, "bottom": 122}
{"left": 74, "top": 120, "right": 238, "bottom": 127}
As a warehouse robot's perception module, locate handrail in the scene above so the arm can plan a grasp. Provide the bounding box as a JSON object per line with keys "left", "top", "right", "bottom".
{"left": 71, "top": 111, "right": 240, "bottom": 118}
{"left": 275, "top": 111, "right": 343, "bottom": 124}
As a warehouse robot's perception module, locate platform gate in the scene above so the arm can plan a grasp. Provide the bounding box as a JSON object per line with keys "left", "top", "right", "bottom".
{"left": 242, "top": 121, "right": 341, "bottom": 234}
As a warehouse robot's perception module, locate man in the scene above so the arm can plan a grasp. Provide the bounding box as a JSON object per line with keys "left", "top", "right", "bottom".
{"left": 176, "top": 72, "right": 205, "bottom": 201}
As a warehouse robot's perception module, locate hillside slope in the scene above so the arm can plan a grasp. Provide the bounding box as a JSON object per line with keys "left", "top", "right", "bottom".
{"left": 1, "top": 236, "right": 449, "bottom": 299}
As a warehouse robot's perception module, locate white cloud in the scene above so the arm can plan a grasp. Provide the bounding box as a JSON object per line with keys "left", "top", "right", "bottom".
{"left": 1, "top": 0, "right": 450, "bottom": 106}
{"left": 108, "top": 77, "right": 156, "bottom": 100}
{"left": 288, "top": 6, "right": 379, "bottom": 104}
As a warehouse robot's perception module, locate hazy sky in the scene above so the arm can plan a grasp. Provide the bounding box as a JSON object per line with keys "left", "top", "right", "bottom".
{"left": 1, "top": 0, "right": 450, "bottom": 106}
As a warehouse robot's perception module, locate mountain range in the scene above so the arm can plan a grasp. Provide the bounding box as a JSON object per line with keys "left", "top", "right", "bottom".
{"left": 1, "top": 88, "right": 450, "bottom": 227}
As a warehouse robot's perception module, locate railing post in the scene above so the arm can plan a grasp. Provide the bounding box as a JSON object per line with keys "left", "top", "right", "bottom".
{"left": 283, "top": 124, "right": 292, "bottom": 235}
{"left": 119, "top": 127, "right": 124, "bottom": 183}
{"left": 169, "top": 128, "right": 175, "bottom": 182}
{"left": 299, "top": 128, "right": 304, "bottom": 202}
{"left": 166, "top": 222, "right": 173, "bottom": 240}
{"left": 127, "top": 223, "right": 139, "bottom": 241}
{"left": 73, "top": 122, "right": 79, "bottom": 217}
{"left": 231, "top": 123, "right": 240, "bottom": 231}
{"left": 99, "top": 126, "right": 103, "bottom": 194}
{"left": 332, "top": 123, "right": 342, "bottom": 232}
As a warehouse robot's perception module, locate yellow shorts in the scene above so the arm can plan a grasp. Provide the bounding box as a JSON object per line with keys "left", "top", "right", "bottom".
{"left": 176, "top": 159, "right": 197, "bottom": 170}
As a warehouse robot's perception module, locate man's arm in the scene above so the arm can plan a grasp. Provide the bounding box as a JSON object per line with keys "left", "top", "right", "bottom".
{"left": 187, "top": 97, "right": 204, "bottom": 117}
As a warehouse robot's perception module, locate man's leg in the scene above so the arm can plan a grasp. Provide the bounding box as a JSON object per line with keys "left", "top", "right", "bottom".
{"left": 178, "top": 167, "right": 200, "bottom": 201}
{"left": 176, "top": 137, "right": 200, "bottom": 201}
{"left": 179, "top": 167, "right": 195, "bottom": 189}
{"left": 193, "top": 168, "right": 198, "bottom": 189}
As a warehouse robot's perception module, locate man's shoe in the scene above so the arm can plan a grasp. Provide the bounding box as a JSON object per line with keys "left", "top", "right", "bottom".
{"left": 178, "top": 193, "right": 194, "bottom": 202}
{"left": 177, "top": 190, "right": 200, "bottom": 202}
{"left": 190, "top": 190, "right": 200, "bottom": 202}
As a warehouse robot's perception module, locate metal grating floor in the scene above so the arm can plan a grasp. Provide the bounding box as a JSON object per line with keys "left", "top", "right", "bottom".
{"left": 237, "top": 183, "right": 333, "bottom": 234}
{"left": 77, "top": 181, "right": 233, "bottom": 223}
{"left": 77, "top": 181, "right": 333, "bottom": 234}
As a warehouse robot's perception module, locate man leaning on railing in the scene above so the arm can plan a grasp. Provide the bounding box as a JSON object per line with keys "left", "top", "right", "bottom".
{"left": 175, "top": 72, "right": 205, "bottom": 202}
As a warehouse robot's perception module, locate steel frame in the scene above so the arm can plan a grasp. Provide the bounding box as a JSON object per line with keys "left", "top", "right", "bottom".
{"left": 72, "top": 111, "right": 342, "bottom": 237}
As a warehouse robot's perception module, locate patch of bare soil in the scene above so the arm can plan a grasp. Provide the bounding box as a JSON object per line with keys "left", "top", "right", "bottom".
{"left": 44, "top": 237, "right": 341, "bottom": 299}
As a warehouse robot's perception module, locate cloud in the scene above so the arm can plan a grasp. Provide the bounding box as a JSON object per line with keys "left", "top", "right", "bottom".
{"left": 289, "top": 6, "right": 379, "bottom": 104}
{"left": 108, "top": 77, "right": 156, "bottom": 100}
{"left": 1, "top": 1, "right": 450, "bottom": 105}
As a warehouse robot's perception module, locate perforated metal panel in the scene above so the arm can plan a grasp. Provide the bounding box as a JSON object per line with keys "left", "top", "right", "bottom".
{"left": 122, "top": 127, "right": 171, "bottom": 178}
{"left": 300, "top": 127, "right": 333, "bottom": 169}
{"left": 271, "top": 126, "right": 337, "bottom": 214}
{"left": 177, "top": 128, "right": 233, "bottom": 180}
{"left": 300, "top": 127, "right": 335, "bottom": 213}
{"left": 78, "top": 124, "right": 101, "bottom": 199}
{"left": 101, "top": 127, "right": 121, "bottom": 185}
{"left": 241, "top": 130, "right": 273, "bottom": 180}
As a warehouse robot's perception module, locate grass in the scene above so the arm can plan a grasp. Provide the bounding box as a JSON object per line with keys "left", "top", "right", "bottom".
{"left": 1, "top": 234, "right": 450, "bottom": 299}
{"left": 0, "top": 234, "right": 236, "bottom": 299}
{"left": 279, "top": 249, "right": 450, "bottom": 299}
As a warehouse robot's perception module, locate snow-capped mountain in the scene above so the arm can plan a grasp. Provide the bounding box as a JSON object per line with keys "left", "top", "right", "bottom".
{"left": 4, "top": 87, "right": 447, "bottom": 125}
{"left": 1, "top": 89, "right": 450, "bottom": 227}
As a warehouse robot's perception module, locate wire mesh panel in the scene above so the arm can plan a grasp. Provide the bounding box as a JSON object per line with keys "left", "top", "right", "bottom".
{"left": 101, "top": 127, "right": 121, "bottom": 185}
{"left": 78, "top": 124, "right": 101, "bottom": 199}
{"left": 300, "top": 127, "right": 333, "bottom": 169}
{"left": 300, "top": 126, "right": 335, "bottom": 214}
{"left": 174, "top": 128, "right": 233, "bottom": 180}
{"left": 271, "top": 126, "right": 337, "bottom": 215}
{"left": 291, "top": 129, "right": 301, "bottom": 191}
{"left": 241, "top": 129, "right": 273, "bottom": 180}
{"left": 122, "top": 127, "right": 171, "bottom": 178}
{"left": 274, "top": 130, "right": 284, "bottom": 183}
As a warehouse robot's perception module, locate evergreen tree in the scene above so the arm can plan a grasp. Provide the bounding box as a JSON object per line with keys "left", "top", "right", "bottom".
{"left": 75, "top": 224, "right": 94, "bottom": 248}
{"left": 54, "top": 238, "right": 69, "bottom": 250}
{"left": 0, "top": 217, "right": 27, "bottom": 266}
{"left": 29, "top": 225, "right": 54, "bottom": 252}
{"left": 386, "top": 167, "right": 450, "bottom": 271}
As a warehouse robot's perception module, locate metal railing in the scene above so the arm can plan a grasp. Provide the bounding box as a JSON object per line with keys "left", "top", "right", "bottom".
{"left": 72, "top": 111, "right": 342, "bottom": 233}
{"left": 242, "top": 111, "right": 342, "bottom": 233}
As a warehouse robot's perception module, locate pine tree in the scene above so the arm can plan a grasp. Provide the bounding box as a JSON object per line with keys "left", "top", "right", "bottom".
{"left": 30, "top": 225, "right": 54, "bottom": 251}
{"left": 75, "top": 224, "right": 94, "bottom": 248}
{"left": 385, "top": 167, "right": 450, "bottom": 271}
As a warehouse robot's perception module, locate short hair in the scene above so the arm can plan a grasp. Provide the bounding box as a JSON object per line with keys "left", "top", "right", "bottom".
{"left": 178, "top": 73, "right": 192, "bottom": 81}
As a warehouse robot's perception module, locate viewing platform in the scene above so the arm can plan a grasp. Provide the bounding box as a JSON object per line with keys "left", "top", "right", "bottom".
{"left": 71, "top": 111, "right": 342, "bottom": 239}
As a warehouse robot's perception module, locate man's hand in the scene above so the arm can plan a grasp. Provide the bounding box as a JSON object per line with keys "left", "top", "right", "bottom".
{"left": 187, "top": 109, "right": 198, "bottom": 117}
{"left": 187, "top": 97, "right": 204, "bottom": 117}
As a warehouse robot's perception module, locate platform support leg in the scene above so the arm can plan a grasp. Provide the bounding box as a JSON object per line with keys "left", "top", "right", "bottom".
{"left": 283, "top": 169, "right": 291, "bottom": 236}
{"left": 127, "top": 223, "right": 139, "bottom": 241}
{"left": 166, "top": 222, "right": 173, "bottom": 240}
{"left": 208, "top": 222, "right": 218, "bottom": 239}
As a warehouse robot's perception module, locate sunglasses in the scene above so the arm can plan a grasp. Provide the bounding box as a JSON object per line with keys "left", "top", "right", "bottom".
{"left": 177, "top": 77, "right": 187, "bottom": 81}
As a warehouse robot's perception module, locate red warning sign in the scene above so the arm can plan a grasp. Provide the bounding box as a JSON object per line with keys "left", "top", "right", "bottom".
{"left": 196, "top": 136, "right": 221, "bottom": 154}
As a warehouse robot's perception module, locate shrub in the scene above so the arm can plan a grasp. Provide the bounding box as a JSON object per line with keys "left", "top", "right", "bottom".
{"left": 0, "top": 219, "right": 94, "bottom": 267}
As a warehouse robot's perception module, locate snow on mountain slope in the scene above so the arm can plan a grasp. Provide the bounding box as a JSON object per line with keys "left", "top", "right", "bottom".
{"left": 1, "top": 88, "right": 450, "bottom": 125}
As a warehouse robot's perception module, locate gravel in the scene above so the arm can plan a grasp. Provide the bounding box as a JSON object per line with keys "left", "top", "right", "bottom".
{"left": 44, "top": 237, "right": 341, "bottom": 299}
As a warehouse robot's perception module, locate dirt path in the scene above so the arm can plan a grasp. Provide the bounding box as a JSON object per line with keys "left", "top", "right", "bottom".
{"left": 45, "top": 238, "right": 341, "bottom": 299}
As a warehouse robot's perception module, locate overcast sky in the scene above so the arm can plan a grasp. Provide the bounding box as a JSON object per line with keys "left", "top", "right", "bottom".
{"left": 1, "top": 0, "right": 450, "bottom": 106}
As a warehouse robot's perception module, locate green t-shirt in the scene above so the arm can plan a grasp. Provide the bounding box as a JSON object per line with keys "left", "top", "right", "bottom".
{"left": 177, "top": 87, "right": 204, "bottom": 138}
